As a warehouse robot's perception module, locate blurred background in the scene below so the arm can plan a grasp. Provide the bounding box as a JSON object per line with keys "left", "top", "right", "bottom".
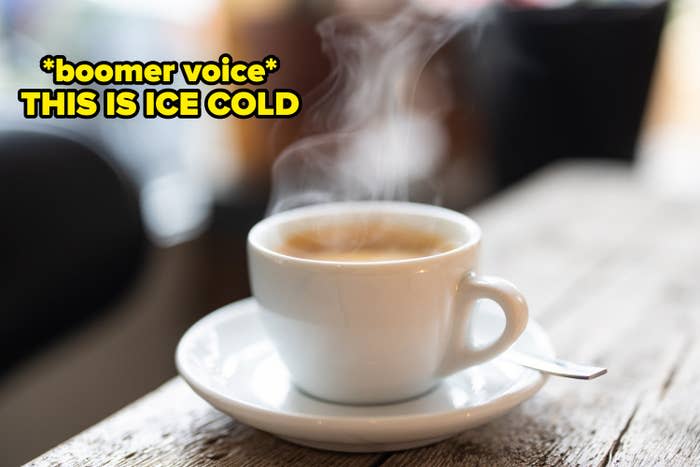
{"left": 0, "top": 0, "right": 697, "bottom": 464}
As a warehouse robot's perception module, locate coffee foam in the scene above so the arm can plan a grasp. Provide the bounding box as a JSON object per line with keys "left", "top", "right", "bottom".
{"left": 278, "top": 219, "right": 456, "bottom": 261}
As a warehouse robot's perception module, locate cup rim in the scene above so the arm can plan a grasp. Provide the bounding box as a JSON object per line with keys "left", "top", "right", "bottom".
{"left": 247, "top": 201, "right": 481, "bottom": 268}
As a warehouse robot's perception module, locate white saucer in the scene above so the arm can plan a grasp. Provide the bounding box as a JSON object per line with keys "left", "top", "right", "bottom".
{"left": 176, "top": 298, "right": 554, "bottom": 452}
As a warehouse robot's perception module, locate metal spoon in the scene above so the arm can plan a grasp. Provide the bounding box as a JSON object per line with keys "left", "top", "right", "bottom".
{"left": 505, "top": 351, "right": 607, "bottom": 380}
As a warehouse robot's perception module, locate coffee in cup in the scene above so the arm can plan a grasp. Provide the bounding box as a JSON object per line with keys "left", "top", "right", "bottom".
{"left": 277, "top": 220, "right": 457, "bottom": 262}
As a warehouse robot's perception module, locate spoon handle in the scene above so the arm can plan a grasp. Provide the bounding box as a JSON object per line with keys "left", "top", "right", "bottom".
{"left": 505, "top": 351, "right": 607, "bottom": 380}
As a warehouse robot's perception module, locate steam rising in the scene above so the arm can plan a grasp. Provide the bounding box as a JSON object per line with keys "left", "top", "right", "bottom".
{"left": 267, "top": 6, "right": 466, "bottom": 215}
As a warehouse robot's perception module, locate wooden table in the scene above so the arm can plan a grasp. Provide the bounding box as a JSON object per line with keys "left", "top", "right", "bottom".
{"left": 28, "top": 162, "right": 700, "bottom": 466}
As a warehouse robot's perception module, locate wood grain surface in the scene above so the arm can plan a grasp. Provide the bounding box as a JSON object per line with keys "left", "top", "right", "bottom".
{"left": 27, "top": 161, "right": 700, "bottom": 466}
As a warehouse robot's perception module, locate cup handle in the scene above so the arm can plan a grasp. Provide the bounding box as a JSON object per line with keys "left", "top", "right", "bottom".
{"left": 438, "top": 272, "right": 529, "bottom": 377}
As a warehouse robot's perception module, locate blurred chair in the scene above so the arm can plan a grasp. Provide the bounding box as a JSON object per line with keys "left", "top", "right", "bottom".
{"left": 0, "top": 125, "right": 211, "bottom": 465}
{"left": 468, "top": 2, "right": 669, "bottom": 187}
{"left": 0, "top": 126, "right": 146, "bottom": 374}
{"left": 0, "top": 122, "right": 240, "bottom": 466}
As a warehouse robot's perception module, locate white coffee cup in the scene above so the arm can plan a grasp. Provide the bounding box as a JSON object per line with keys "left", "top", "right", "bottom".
{"left": 247, "top": 201, "right": 528, "bottom": 404}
